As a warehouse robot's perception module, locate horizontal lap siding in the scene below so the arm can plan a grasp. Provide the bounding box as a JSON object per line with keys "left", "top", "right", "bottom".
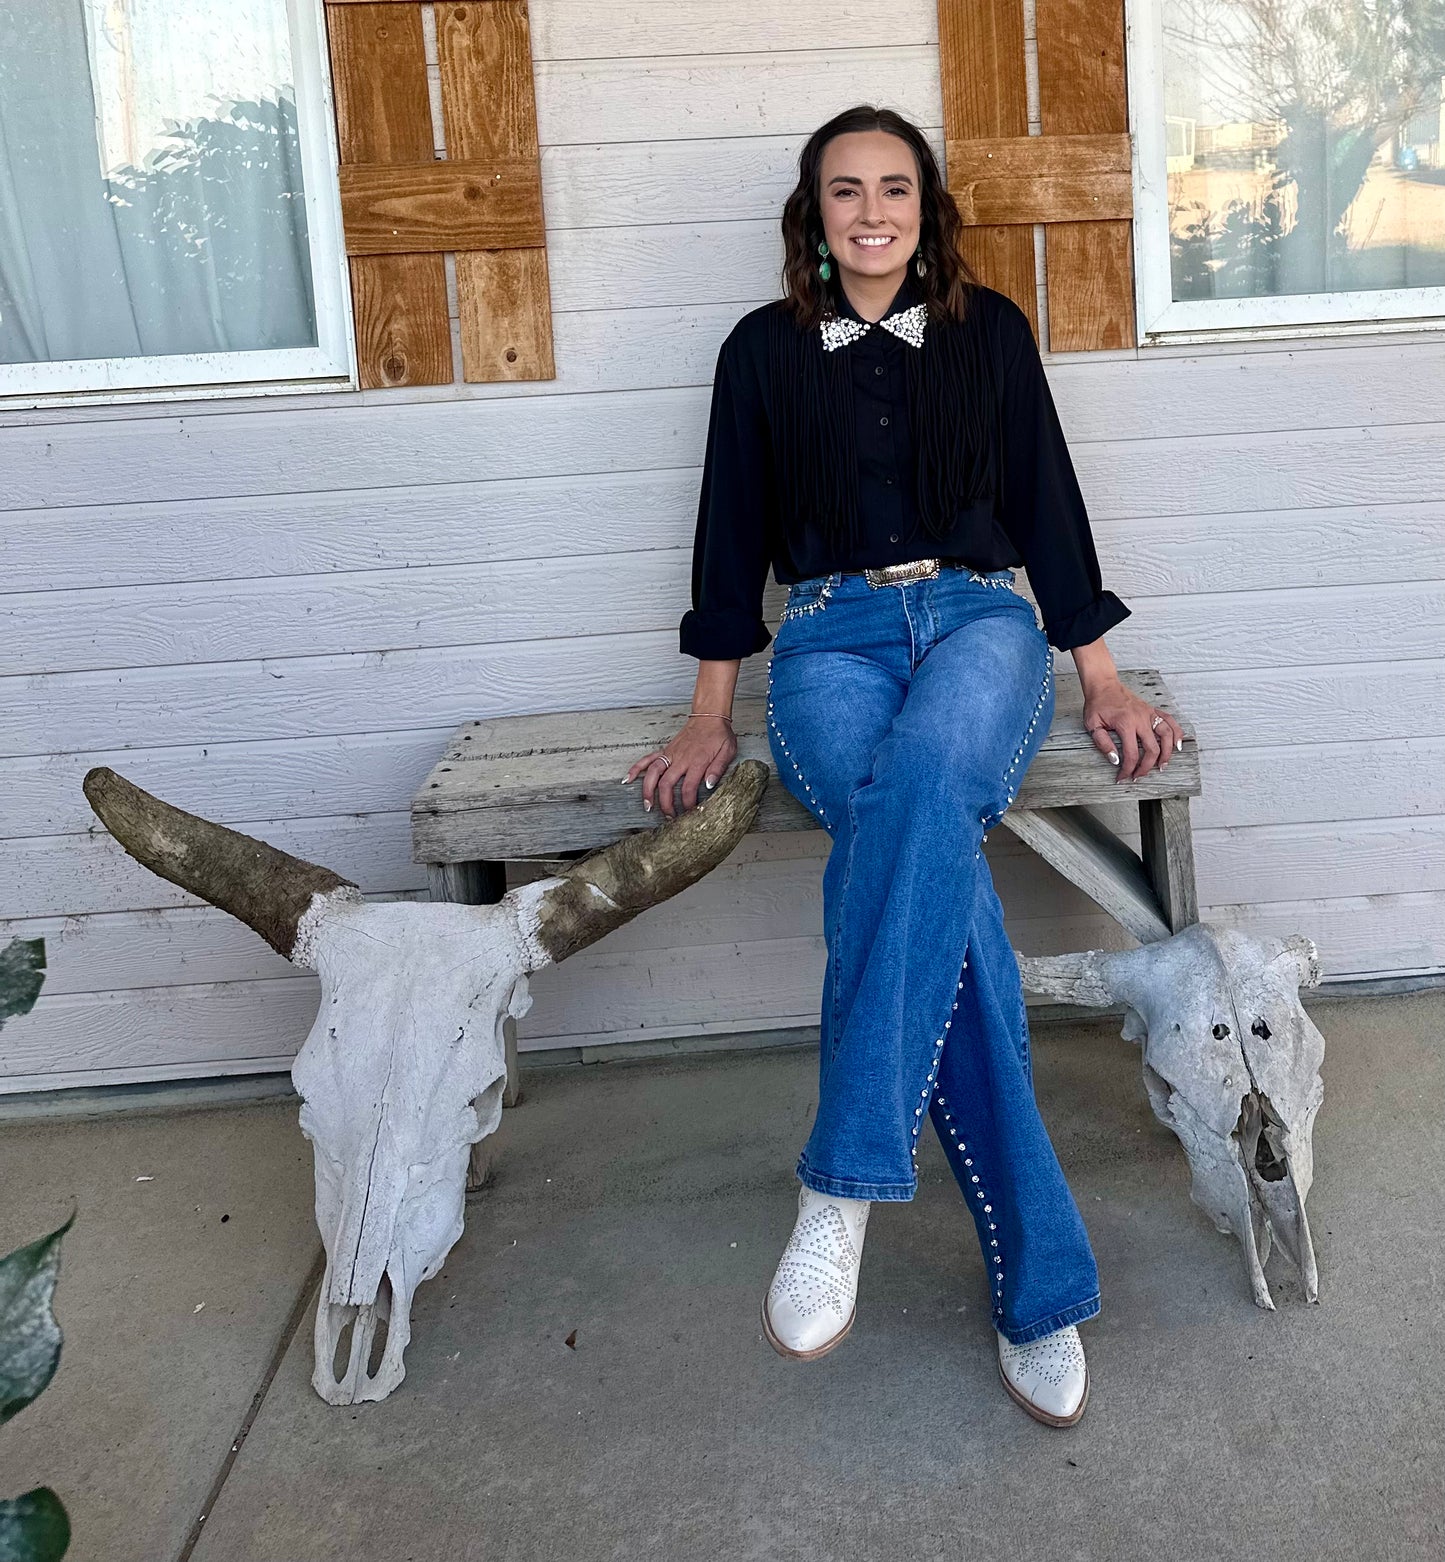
{"left": 1, "top": 0, "right": 1442, "bottom": 1090}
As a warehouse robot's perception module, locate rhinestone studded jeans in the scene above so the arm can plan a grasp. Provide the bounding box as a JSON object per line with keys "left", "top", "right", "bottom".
{"left": 765, "top": 564, "right": 1101, "bottom": 1345}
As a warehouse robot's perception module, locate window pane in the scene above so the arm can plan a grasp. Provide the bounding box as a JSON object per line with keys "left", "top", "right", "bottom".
{"left": 0, "top": 0, "right": 317, "bottom": 366}
{"left": 1163, "top": 1, "right": 1445, "bottom": 302}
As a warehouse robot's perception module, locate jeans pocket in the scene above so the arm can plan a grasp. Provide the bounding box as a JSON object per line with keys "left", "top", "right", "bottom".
{"left": 779, "top": 573, "right": 835, "bottom": 624}
{"left": 965, "top": 564, "right": 1045, "bottom": 638}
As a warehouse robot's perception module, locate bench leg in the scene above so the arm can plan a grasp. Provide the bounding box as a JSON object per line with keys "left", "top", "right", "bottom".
{"left": 426, "top": 860, "right": 522, "bottom": 1110}
{"left": 1138, "top": 797, "right": 1200, "bottom": 934}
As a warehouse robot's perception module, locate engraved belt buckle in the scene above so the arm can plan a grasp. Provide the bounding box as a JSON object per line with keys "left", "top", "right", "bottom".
{"left": 864, "top": 557, "right": 942, "bottom": 588}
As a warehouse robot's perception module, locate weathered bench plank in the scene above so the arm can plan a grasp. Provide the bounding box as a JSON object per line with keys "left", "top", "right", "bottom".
{"left": 412, "top": 671, "right": 1199, "bottom": 863}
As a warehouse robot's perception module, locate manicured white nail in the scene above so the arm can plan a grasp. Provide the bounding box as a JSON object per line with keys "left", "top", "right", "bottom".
{"left": 1108, "top": 751, "right": 1119, "bottom": 765}
{"left": 705, "top": 776, "right": 717, "bottom": 788}
{"left": 643, "top": 799, "right": 652, "bottom": 811}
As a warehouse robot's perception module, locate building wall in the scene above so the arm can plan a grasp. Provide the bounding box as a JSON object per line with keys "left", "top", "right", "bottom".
{"left": 3, "top": 0, "right": 1443, "bottom": 1091}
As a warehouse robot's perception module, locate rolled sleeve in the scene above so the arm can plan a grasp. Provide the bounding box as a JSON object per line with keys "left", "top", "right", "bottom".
{"left": 995, "top": 298, "right": 1131, "bottom": 652}
{"left": 678, "top": 331, "right": 775, "bottom": 661}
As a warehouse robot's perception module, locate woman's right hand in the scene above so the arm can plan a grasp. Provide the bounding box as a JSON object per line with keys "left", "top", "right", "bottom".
{"left": 624, "top": 715, "right": 737, "bottom": 819}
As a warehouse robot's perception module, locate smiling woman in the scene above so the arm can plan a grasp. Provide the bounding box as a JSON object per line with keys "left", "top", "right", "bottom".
{"left": 625, "top": 103, "right": 1180, "bottom": 1432}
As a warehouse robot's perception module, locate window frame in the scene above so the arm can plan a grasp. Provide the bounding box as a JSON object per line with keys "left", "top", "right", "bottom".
{"left": 0, "top": 0, "right": 355, "bottom": 410}
{"left": 1126, "top": 0, "right": 1445, "bottom": 346}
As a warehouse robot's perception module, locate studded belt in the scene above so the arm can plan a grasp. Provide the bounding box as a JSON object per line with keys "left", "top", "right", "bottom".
{"left": 847, "top": 557, "right": 973, "bottom": 589}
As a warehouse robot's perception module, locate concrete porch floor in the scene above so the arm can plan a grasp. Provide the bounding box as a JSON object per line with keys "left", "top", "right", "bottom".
{"left": 2, "top": 991, "right": 1443, "bottom": 1562}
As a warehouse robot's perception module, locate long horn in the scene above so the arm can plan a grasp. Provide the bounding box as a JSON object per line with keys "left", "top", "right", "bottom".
{"left": 83, "top": 767, "right": 356, "bottom": 959}
{"left": 525, "top": 759, "right": 770, "bottom": 965}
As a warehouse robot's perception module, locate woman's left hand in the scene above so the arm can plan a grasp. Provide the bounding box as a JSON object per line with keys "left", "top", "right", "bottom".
{"left": 1082, "top": 678, "right": 1186, "bottom": 782}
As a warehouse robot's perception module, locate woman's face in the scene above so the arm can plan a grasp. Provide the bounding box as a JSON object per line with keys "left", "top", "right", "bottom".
{"left": 816, "top": 130, "right": 923, "bottom": 288}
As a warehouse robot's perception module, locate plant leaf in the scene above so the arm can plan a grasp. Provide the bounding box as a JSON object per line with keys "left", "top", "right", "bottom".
{"left": 0, "top": 940, "right": 45, "bottom": 1030}
{"left": 0, "top": 1217, "right": 73, "bottom": 1427}
{"left": 0, "top": 1487, "right": 71, "bottom": 1562}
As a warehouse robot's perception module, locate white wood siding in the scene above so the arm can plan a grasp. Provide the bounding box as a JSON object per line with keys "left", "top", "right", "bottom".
{"left": 2, "top": 0, "right": 1443, "bottom": 1091}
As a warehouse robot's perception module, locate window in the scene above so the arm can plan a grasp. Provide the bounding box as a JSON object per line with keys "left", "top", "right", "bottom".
{"left": 1128, "top": 0, "right": 1445, "bottom": 341}
{"left": 0, "top": 0, "right": 352, "bottom": 405}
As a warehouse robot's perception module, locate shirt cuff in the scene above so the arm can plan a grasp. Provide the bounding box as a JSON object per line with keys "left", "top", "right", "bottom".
{"left": 678, "top": 608, "right": 774, "bottom": 661}
{"left": 1041, "top": 590, "right": 1132, "bottom": 651}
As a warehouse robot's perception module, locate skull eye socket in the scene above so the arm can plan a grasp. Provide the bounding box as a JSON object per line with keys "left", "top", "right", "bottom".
{"left": 1252, "top": 1018, "right": 1272, "bottom": 1039}
{"left": 1212, "top": 1022, "right": 1230, "bottom": 1039}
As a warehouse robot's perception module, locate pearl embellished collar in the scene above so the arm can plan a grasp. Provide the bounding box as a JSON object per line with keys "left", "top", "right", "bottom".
{"left": 819, "top": 302, "right": 928, "bottom": 353}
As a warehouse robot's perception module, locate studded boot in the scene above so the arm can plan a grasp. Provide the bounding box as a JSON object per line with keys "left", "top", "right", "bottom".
{"left": 997, "top": 1324, "right": 1089, "bottom": 1427}
{"left": 761, "top": 1183, "right": 870, "bottom": 1360}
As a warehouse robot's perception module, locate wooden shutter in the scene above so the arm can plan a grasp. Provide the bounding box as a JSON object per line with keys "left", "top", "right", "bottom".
{"left": 323, "top": 0, "right": 555, "bottom": 388}
{"left": 938, "top": 0, "right": 1135, "bottom": 352}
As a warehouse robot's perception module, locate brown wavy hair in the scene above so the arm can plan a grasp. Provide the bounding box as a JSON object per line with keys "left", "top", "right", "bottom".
{"left": 781, "top": 105, "right": 981, "bottom": 330}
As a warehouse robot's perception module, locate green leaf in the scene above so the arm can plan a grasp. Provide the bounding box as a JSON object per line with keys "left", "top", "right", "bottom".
{"left": 0, "top": 1488, "right": 71, "bottom": 1562}
{"left": 0, "top": 940, "right": 46, "bottom": 1030}
{"left": 0, "top": 1217, "right": 72, "bottom": 1427}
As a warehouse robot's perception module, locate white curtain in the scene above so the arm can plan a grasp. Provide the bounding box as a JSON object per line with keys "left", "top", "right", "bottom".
{"left": 0, "top": 0, "right": 317, "bottom": 365}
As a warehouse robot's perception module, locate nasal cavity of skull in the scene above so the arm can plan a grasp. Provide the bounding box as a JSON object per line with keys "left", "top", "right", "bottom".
{"left": 1252, "top": 1093, "right": 1290, "bottom": 1184}
{"left": 1252, "top": 1017, "right": 1272, "bottom": 1039}
{"left": 331, "top": 1271, "right": 394, "bottom": 1383}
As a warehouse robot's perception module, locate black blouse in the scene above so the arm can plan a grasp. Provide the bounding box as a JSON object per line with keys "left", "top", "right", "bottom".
{"left": 677, "top": 274, "right": 1131, "bottom": 660}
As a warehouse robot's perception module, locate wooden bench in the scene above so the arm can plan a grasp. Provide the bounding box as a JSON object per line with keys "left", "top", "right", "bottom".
{"left": 411, "top": 670, "right": 1201, "bottom": 1107}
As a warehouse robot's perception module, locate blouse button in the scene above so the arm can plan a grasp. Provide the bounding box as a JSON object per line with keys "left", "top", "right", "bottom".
{"left": 874, "top": 365, "right": 884, "bottom": 377}
{"left": 879, "top": 416, "right": 890, "bottom": 427}
{"left": 889, "top": 533, "right": 899, "bottom": 543}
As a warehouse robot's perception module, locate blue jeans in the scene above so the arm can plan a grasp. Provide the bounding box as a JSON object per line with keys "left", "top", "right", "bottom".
{"left": 764, "top": 563, "right": 1101, "bottom": 1345}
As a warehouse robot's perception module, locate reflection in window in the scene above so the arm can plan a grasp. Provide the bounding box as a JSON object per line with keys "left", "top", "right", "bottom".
{"left": 1162, "top": 1, "right": 1445, "bottom": 302}
{"left": 0, "top": 0, "right": 316, "bottom": 366}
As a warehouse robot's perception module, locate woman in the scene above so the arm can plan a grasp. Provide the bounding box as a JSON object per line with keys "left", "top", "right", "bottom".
{"left": 625, "top": 105, "right": 1184, "bottom": 1428}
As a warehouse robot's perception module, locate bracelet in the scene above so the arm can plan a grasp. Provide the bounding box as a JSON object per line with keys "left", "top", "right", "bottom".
{"left": 689, "top": 712, "right": 733, "bottom": 725}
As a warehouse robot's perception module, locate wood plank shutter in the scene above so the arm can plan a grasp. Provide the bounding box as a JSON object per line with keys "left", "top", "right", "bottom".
{"left": 323, "top": 0, "right": 555, "bottom": 387}
{"left": 937, "top": 0, "right": 1135, "bottom": 352}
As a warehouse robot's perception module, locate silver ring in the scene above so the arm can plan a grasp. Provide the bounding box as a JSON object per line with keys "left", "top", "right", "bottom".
{"left": 1151, "top": 715, "right": 1163, "bottom": 729}
{"left": 659, "top": 754, "right": 672, "bottom": 770}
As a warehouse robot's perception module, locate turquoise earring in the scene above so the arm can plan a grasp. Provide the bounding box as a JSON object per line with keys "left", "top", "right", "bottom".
{"left": 817, "top": 239, "right": 832, "bottom": 282}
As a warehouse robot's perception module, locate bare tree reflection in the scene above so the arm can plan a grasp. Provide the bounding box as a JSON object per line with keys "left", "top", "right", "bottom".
{"left": 1167, "top": 0, "right": 1445, "bottom": 298}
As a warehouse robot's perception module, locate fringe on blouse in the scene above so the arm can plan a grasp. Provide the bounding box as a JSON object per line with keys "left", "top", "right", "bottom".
{"left": 765, "top": 292, "right": 1001, "bottom": 552}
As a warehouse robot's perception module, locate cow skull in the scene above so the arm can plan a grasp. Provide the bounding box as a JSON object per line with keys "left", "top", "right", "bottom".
{"left": 83, "top": 762, "right": 769, "bottom": 1404}
{"left": 1020, "top": 923, "right": 1325, "bottom": 1309}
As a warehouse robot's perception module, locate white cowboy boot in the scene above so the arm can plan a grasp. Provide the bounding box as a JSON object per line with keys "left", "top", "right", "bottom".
{"left": 997, "top": 1324, "right": 1089, "bottom": 1426}
{"left": 761, "top": 1183, "right": 870, "bottom": 1359}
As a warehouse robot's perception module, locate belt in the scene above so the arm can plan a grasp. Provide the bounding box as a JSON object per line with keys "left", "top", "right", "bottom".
{"left": 843, "top": 557, "right": 972, "bottom": 589}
